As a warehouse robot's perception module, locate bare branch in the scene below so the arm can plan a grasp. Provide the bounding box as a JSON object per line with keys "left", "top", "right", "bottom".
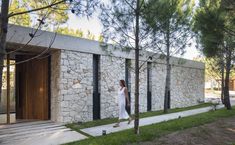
{"left": 7, "top": 23, "right": 41, "bottom": 54}
{"left": 140, "top": 0, "right": 145, "bottom": 9}
{"left": 105, "top": 12, "right": 136, "bottom": 41}
{"left": 223, "top": 27, "right": 235, "bottom": 36}
{"left": 3, "top": 33, "right": 57, "bottom": 67}
{"left": 7, "top": 10, "right": 51, "bottom": 54}
{"left": 123, "top": 0, "right": 136, "bottom": 11}
{"left": 8, "top": 0, "right": 65, "bottom": 18}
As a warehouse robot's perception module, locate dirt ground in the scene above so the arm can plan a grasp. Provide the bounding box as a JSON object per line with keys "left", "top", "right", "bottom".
{"left": 134, "top": 116, "right": 235, "bottom": 145}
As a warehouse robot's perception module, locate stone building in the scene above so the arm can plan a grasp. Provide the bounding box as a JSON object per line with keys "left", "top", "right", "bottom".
{"left": 2, "top": 25, "right": 205, "bottom": 124}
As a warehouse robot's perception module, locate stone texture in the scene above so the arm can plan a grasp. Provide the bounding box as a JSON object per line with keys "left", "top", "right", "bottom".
{"left": 151, "top": 63, "right": 166, "bottom": 111}
{"left": 170, "top": 66, "right": 204, "bottom": 108}
{"left": 151, "top": 63, "right": 204, "bottom": 111}
{"left": 130, "top": 60, "right": 148, "bottom": 113}
{"left": 51, "top": 50, "right": 93, "bottom": 123}
{"left": 100, "top": 56, "right": 125, "bottom": 119}
{"left": 51, "top": 49, "right": 204, "bottom": 123}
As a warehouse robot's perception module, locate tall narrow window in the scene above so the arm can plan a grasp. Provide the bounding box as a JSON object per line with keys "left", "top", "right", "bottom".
{"left": 125, "top": 59, "right": 131, "bottom": 114}
{"left": 93, "top": 55, "right": 100, "bottom": 120}
{"left": 147, "top": 62, "right": 152, "bottom": 111}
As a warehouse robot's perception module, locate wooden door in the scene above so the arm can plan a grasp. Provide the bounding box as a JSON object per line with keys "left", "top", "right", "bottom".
{"left": 16, "top": 56, "right": 49, "bottom": 120}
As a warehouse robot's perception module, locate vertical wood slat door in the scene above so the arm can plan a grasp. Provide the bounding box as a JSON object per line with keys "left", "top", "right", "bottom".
{"left": 16, "top": 55, "right": 49, "bottom": 120}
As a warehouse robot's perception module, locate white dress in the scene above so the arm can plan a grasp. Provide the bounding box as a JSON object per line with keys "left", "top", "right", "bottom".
{"left": 118, "top": 87, "right": 129, "bottom": 120}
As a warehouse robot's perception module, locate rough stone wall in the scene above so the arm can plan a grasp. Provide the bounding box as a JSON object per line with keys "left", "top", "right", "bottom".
{"left": 51, "top": 50, "right": 93, "bottom": 123}
{"left": 151, "top": 63, "right": 204, "bottom": 111}
{"left": 130, "top": 60, "right": 148, "bottom": 113}
{"left": 100, "top": 56, "right": 125, "bottom": 119}
{"left": 170, "top": 66, "right": 204, "bottom": 108}
{"left": 151, "top": 63, "right": 166, "bottom": 111}
{"left": 51, "top": 49, "right": 204, "bottom": 123}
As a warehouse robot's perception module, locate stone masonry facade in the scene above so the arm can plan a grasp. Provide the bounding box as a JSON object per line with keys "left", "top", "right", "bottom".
{"left": 100, "top": 56, "right": 125, "bottom": 119}
{"left": 51, "top": 50, "right": 93, "bottom": 123}
{"left": 51, "top": 49, "right": 204, "bottom": 123}
{"left": 130, "top": 60, "right": 148, "bottom": 114}
{"left": 7, "top": 25, "right": 204, "bottom": 124}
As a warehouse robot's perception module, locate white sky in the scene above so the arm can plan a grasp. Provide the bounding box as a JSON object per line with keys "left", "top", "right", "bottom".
{"left": 66, "top": 12, "right": 102, "bottom": 36}
{"left": 66, "top": 2, "right": 201, "bottom": 60}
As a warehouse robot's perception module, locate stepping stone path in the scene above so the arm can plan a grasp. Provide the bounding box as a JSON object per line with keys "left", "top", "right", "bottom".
{"left": 0, "top": 120, "right": 87, "bottom": 145}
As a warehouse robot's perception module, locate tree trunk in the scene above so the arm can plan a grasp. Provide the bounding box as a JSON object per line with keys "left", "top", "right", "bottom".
{"left": 0, "top": 0, "right": 10, "bottom": 98}
{"left": 134, "top": 0, "right": 140, "bottom": 134}
{"left": 164, "top": 51, "right": 170, "bottom": 113}
{"left": 164, "top": 25, "right": 170, "bottom": 113}
{"left": 168, "top": 64, "right": 171, "bottom": 108}
{"left": 221, "top": 59, "right": 225, "bottom": 104}
{"left": 223, "top": 50, "right": 232, "bottom": 109}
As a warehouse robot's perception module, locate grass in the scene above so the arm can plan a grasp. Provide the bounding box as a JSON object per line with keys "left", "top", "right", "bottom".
{"left": 66, "top": 107, "right": 235, "bottom": 145}
{"left": 66, "top": 103, "right": 213, "bottom": 132}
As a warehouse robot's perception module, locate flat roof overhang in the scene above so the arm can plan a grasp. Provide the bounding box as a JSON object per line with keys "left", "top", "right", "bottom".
{"left": 6, "top": 24, "right": 205, "bottom": 70}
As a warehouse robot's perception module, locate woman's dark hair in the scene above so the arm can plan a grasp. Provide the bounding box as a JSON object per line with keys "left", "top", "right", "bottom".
{"left": 120, "top": 80, "right": 126, "bottom": 87}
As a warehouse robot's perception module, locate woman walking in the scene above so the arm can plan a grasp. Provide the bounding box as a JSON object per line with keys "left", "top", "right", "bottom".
{"left": 113, "top": 80, "right": 132, "bottom": 127}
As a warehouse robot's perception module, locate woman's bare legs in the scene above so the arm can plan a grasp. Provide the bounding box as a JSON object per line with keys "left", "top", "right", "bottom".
{"left": 113, "top": 116, "right": 133, "bottom": 127}
{"left": 128, "top": 116, "right": 133, "bottom": 124}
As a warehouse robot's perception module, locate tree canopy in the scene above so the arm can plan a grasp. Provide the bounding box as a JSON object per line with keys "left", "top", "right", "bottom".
{"left": 193, "top": 0, "right": 226, "bottom": 57}
{"left": 144, "top": 0, "right": 194, "bottom": 56}
{"left": 144, "top": 0, "right": 194, "bottom": 112}
{"left": 6, "top": 0, "right": 69, "bottom": 28}
{"left": 193, "top": 0, "right": 235, "bottom": 109}
{"left": 8, "top": 0, "right": 31, "bottom": 26}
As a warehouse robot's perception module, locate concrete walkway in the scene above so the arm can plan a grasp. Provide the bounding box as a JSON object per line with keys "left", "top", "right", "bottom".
{"left": 81, "top": 105, "right": 225, "bottom": 137}
{"left": 0, "top": 121, "right": 87, "bottom": 145}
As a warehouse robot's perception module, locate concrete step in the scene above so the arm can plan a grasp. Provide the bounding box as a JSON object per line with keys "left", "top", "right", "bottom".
{"left": 0, "top": 121, "right": 87, "bottom": 145}
{"left": 0, "top": 123, "right": 64, "bottom": 135}
{"left": 1, "top": 130, "right": 87, "bottom": 145}
{"left": 0, "top": 126, "right": 68, "bottom": 139}
{"left": 0, "top": 120, "right": 54, "bottom": 129}
{"left": 0, "top": 128, "right": 71, "bottom": 144}
{"left": 0, "top": 122, "right": 61, "bottom": 132}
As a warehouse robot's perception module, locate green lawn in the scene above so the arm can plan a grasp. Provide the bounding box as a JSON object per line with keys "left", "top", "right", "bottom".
{"left": 66, "top": 107, "right": 235, "bottom": 145}
{"left": 66, "top": 103, "right": 213, "bottom": 132}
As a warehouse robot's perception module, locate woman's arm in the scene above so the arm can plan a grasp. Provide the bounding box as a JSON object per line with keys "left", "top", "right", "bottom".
{"left": 124, "top": 87, "right": 130, "bottom": 105}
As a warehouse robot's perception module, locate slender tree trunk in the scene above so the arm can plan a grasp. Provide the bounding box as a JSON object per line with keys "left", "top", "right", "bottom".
{"left": 224, "top": 50, "right": 232, "bottom": 109}
{"left": 134, "top": 0, "right": 140, "bottom": 134}
{"left": 164, "top": 26, "right": 170, "bottom": 113}
{"left": 169, "top": 64, "right": 171, "bottom": 108}
{"left": 0, "top": 0, "right": 10, "bottom": 99}
{"left": 221, "top": 59, "right": 225, "bottom": 104}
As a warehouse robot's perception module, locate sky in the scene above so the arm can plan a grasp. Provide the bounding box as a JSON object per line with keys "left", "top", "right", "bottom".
{"left": 65, "top": 4, "right": 201, "bottom": 60}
